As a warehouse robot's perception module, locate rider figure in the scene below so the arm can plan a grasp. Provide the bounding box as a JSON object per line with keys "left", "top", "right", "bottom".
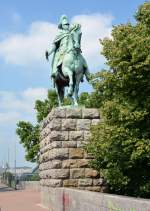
{"left": 46, "top": 15, "right": 71, "bottom": 78}
{"left": 46, "top": 15, "right": 90, "bottom": 82}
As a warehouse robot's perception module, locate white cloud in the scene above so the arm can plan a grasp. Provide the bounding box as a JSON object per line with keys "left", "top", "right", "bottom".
{"left": 0, "top": 22, "right": 57, "bottom": 66}
{"left": 0, "top": 87, "right": 47, "bottom": 124}
{"left": 22, "top": 87, "right": 47, "bottom": 102}
{"left": 0, "top": 13, "right": 113, "bottom": 70}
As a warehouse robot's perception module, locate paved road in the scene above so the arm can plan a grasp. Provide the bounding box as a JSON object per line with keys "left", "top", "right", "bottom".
{"left": 0, "top": 183, "right": 48, "bottom": 211}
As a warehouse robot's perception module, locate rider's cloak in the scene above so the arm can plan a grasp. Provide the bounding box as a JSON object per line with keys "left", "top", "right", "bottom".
{"left": 51, "top": 29, "right": 70, "bottom": 75}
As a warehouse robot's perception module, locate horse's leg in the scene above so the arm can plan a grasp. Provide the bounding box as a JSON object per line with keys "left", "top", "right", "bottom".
{"left": 63, "top": 68, "right": 73, "bottom": 96}
{"left": 74, "top": 73, "right": 83, "bottom": 106}
{"left": 59, "top": 86, "right": 65, "bottom": 105}
{"left": 81, "top": 55, "right": 90, "bottom": 81}
{"left": 68, "top": 71, "right": 74, "bottom": 96}
{"left": 85, "top": 67, "right": 90, "bottom": 81}
{"left": 55, "top": 83, "right": 62, "bottom": 107}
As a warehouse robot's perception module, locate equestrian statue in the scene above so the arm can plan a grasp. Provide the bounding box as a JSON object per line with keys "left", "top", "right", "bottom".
{"left": 45, "top": 15, "right": 90, "bottom": 106}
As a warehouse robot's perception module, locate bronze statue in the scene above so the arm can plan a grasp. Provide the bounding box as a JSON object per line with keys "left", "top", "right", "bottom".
{"left": 46, "top": 15, "right": 90, "bottom": 106}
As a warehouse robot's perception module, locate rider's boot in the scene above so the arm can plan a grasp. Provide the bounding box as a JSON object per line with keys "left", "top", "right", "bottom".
{"left": 80, "top": 76, "right": 84, "bottom": 82}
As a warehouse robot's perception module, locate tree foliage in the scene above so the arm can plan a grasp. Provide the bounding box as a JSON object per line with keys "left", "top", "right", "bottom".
{"left": 35, "top": 89, "right": 58, "bottom": 123}
{"left": 16, "top": 122, "right": 40, "bottom": 162}
{"left": 86, "top": 2, "right": 150, "bottom": 197}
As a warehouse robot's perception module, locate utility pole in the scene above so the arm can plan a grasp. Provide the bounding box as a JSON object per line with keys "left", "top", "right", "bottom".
{"left": 8, "top": 147, "right": 10, "bottom": 169}
{"left": 14, "top": 140, "right": 17, "bottom": 190}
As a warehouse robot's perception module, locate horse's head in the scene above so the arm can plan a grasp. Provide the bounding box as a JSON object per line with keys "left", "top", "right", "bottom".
{"left": 71, "top": 24, "right": 82, "bottom": 50}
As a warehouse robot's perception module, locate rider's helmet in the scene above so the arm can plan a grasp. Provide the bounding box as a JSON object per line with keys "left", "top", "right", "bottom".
{"left": 58, "top": 15, "right": 70, "bottom": 29}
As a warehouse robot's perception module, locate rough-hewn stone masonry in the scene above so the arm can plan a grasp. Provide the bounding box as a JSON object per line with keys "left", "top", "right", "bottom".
{"left": 39, "top": 107, "right": 105, "bottom": 191}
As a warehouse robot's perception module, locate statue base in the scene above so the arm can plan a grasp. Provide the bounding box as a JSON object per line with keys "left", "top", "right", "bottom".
{"left": 39, "top": 107, "right": 105, "bottom": 192}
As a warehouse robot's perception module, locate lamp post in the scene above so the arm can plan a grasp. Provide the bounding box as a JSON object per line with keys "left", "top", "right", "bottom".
{"left": 8, "top": 147, "right": 10, "bottom": 170}
{"left": 14, "top": 140, "right": 17, "bottom": 190}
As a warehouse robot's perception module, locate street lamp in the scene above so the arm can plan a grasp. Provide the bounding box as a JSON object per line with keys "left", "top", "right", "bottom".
{"left": 14, "top": 139, "right": 17, "bottom": 190}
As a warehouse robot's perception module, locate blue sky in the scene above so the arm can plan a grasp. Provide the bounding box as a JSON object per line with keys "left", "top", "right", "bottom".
{"left": 0, "top": 0, "right": 146, "bottom": 168}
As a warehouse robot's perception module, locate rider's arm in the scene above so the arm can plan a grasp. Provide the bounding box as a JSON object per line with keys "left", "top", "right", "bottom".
{"left": 48, "top": 43, "right": 57, "bottom": 56}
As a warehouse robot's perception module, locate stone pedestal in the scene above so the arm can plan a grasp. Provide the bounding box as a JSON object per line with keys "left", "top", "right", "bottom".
{"left": 39, "top": 107, "right": 104, "bottom": 191}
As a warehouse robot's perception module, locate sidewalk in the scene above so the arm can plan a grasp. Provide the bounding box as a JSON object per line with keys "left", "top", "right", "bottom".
{"left": 0, "top": 183, "right": 48, "bottom": 211}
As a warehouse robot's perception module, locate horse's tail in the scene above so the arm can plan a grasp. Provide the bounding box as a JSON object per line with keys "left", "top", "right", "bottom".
{"left": 83, "top": 66, "right": 90, "bottom": 82}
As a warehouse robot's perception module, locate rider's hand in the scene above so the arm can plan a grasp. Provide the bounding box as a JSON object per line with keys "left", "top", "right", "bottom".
{"left": 45, "top": 51, "right": 49, "bottom": 61}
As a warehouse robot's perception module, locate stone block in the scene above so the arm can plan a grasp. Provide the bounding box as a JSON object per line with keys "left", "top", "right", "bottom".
{"left": 85, "top": 168, "right": 99, "bottom": 178}
{"left": 42, "top": 151, "right": 49, "bottom": 162}
{"left": 49, "top": 148, "right": 69, "bottom": 160}
{"left": 48, "top": 118, "right": 62, "bottom": 130}
{"left": 70, "top": 169, "right": 85, "bottom": 178}
{"left": 48, "top": 169, "right": 69, "bottom": 179}
{"left": 50, "top": 108, "right": 66, "bottom": 118}
{"left": 69, "top": 148, "right": 84, "bottom": 159}
{"left": 49, "top": 131, "right": 68, "bottom": 141}
{"left": 40, "top": 127, "right": 50, "bottom": 139}
{"left": 84, "top": 131, "right": 91, "bottom": 141}
{"left": 46, "top": 112, "right": 53, "bottom": 122}
{"left": 69, "top": 131, "right": 84, "bottom": 141}
{"left": 78, "top": 179, "right": 93, "bottom": 186}
{"left": 63, "top": 179, "right": 78, "bottom": 187}
{"left": 42, "top": 179, "right": 62, "bottom": 187}
{"left": 62, "top": 119, "right": 77, "bottom": 131}
{"left": 62, "top": 160, "right": 78, "bottom": 168}
{"left": 76, "top": 159, "right": 89, "bottom": 168}
{"left": 62, "top": 141, "right": 77, "bottom": 148}
{"left": 76, "top": 119, "right": 91, "bottom": 130}
{"left": 50, "top": 141, "right": 62, "bottom": 149}
{"left": 40, "top": 118, "right": 49, "bottom": 130}
{"left": 91, "top": 119, "right": 101, "bottom": 126}
{"left": 39, "top": 170, "right": 49, "bottom": 179}
{"left": 47, "top": 179, "right": 63, "bottom": 187}
{"left": 93, "top": 178, "right": 104, "bottom": 186}
{"left": 76, "top": 141, "right": 82, "bottom": 148}
{"left": 66, "top": 108, "right": 82, "bottom": 118}
{"left": 50, "top": 160, "right": 62, "bottom": 169}
{"left": 39, "top": 163, "right": 48, "bottom": 171}
{"left": 82, "top": 108, "right": 100, "bottom": 119}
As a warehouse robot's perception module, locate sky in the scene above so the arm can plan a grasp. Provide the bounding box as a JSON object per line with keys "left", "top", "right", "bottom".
{"left": 0, "top": 0, "right": 146, "bottom": 168}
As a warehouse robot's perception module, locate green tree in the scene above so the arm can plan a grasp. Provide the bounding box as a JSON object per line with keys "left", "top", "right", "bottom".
{"left": 86, "top": 2, "right": 150, "bottom": 197}
{"left": 35, "top": 89, "right": 58, "bottom": 123}
{"left": 78, "top": 91, "right": 102, "bottom": 108}
{"left": 16, "top": 122, "right": 40, "bottom": 162}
